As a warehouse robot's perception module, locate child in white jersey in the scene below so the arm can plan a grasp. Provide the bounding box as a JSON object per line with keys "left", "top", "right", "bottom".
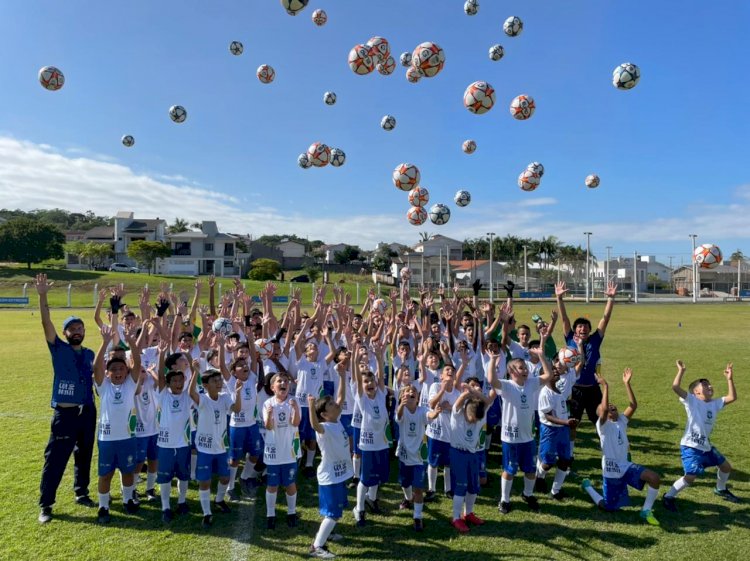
{"left": 581, "top": 369, "right": 661, "bottom": 526}
{"left": 306, "top": 362, "right": 353, "bottom": 559}
{"left": 662, "top": 360, "right": 739, "bottom": 512}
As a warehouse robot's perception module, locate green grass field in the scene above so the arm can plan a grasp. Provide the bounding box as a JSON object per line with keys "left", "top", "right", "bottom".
{"left": 1, "top": 303, "right": 749, "bottom": 561}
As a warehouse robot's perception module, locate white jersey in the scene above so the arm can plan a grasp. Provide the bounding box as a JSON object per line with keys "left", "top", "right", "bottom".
{"left": 97, "top": 377, "right": 137, "bottom": 442}
{"left": 527, "top": 360, "right": 542, "bottom": 378}
{"left": 679, "top": 394, "right": 725, "bottom": 452}
{"left": 482, "top": 352, "right": 507, "bottom": 384}
{"left": 194, "top": 392, "right": 234, "bottom": 454}
{"left": 450, "top": 404, "right": 483, "bottom": 452}
{"left": 293, "top": 357, "right": 327, "bottom": 402}
{"left": 426, "top": 383, "right": 460, "bottom": 442}
{"left": 356, "top": 389, "right": 389, "bottom": 451}
{"left": 555, "top": 368, "right": 578, "bottom": 400}
{"left": 497, "top": 377, "right": 541, "bottom": 444}
{"left": 263, "top": 354, "right": 290, "bottom": 376}
{"left": 135, "top": 375, "right": 158, "bottom": 437}
{"left": 419, "top": 368, "right": 439, "bottom": 407}
{"left": 351, "top": 377, "right": 363, "bottom": 429}
{"left": 396, "top": 406, "right": 429, "bottom": 466}
{"left": 140, "top": 346, "right": 159, "bottom": 371}
{"left": 452, "top": 349, "right": 477, "bottom": 379}
{"left": 256, "top": 388, "right": 273, "bottom": 439}
{"left": 227, "top": 376, "right": 258, "bottom": 427}
{"left": 508, "top": 341, "right": 530, "bottom": 361}
{"left": 157, "top": 389, "right": 192, "bottom": 448}
{"left": 327, "top": 369, "right": 354, "bottom": 416}
{"left": 538, "top": 386, "right": 569, "bottom": 427}
{"left": 316, "top": 420, "right": 353, "bottom": 485}
{"left": 263, "top": 397, "right": 300, "bottom": 465}
{"left": 596, "top": 416, "right": 631, "bottom": 479}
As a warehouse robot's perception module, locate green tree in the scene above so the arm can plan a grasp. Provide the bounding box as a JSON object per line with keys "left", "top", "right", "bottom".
{"left": 0, "top": 218, "right": 64, "bottom": 269}
{"left": 371, "top": 246, "right": 396, "bottom": 271}
{"left": 81, "top": 242, "right": 113, "bottom": 268}
{"left": 167, "top": 218, "right": 190, "bottom": 234}
{"left": 334, "top": 245, "right": 361, "bottom": 264}
{"left": 730, "top": 250, "right": 745, "bottom": 265}
{"left": 304, "top": 266, "right": 321, "bottom": 283}
{"left": 126, "top": 240, "right": 172, "bottom": 274}
{"left": 248, "top": 258, "right": 281, "bottom": 281}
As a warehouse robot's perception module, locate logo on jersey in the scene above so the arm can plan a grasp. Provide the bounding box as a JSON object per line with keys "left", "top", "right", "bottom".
{"left": 520, "top": 394, "right": 527, "bottom": 404}
{"left": 172, "top": 399, "right": 180, "bottom": 409}
{"left": 466, "top": 429, "right": 473, "bottom": 438}
{"left": 279, "top": 412, "right": 287, "bottom": 422}
{"left": 707, "top": 411, "right": 713, "bottom": 420}
{"left": 373, "top": 406, "right": 380, "bottom": 416}
{"left": 409, "top": 422, "right": 416, "bottom": 432}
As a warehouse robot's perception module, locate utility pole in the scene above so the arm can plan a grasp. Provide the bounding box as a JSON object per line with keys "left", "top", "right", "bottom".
{"left": 689, "top": 234, "right": 698, "bottom": 303}
{"left": 584, "top": 232, "right": 592, "bottom": 303}
{"left": 487, "top": 232, "right": 495, "bottom": 302}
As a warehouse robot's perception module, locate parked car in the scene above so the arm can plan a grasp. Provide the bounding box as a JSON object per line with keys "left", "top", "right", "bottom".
{"left": 290, "top": 274, "right": 310, "bottom": 283}
{"left": 109, "top": 263, "right": 140, "bottom": 273}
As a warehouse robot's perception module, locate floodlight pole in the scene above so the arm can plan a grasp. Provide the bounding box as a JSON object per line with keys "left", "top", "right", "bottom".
{"left": 606, "top": 246, "right": 612, "bottom": 284}
{"left": 689, "top": 234, "right": 698, "bottom": 303}
{"left": 633, "top": 251, "right": 639, "bottom": 304}
{"left": 584, "top": 232, "right": 592, "bottom": 303}
{"left": 487, "top": 232, "right": 495, "bottom": 302}
{"left": 523, "top": 245, "right": 528, "bottom": 292}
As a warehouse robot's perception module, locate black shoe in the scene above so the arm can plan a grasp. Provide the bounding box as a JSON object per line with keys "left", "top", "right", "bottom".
{"left": 287, "top": 513, "right": 299, "bottom": 527}
{"left": 365, "top": 497, "right": 382, "bottom": 515}
{"left": 522, "top": 494, "right": 540, "bottom": 512}
{"left": 445, "top": 490, "right": 454, "bottom": 499}
{"left": 353, "top": 508, "right": 366, "bottom": 528}
{"left": 124, "top": 499, "right": 140, "bottom": 514}
{"left": 551, "top": 489, "right": 568, "bottom": 501}
{"left": 202, "top": 514, "right": 213, "bottom": 528}
{"left": 423, "top": 491, "right": 437, "bottom": 503}
{"left": 399, "top": 499, "right": 413, "bottom": 510}
{"left": 215, "top": 500, "right": 231, "bottom": 513}
{"left": 498, "top": 501, "right": 512, "bottom": 515}
{"left": 145, "top": 489, "right": 158, "bottom": 502}
{"left": 75, "top": 495, "right": 96, "bottom": 508}
{"left": 162, "top": 508, "right": 174, "bottom": 523}
{"left": 714, "top": 487, "right": 741, "bottom": 504}
{"left": 38, "top": 507, "right": 52, "bottom": 524}
{"left": 267, "top": 516, "right": 276, "bottom": 530}
{"left": 414, "top": 518, "right": 424, "bottom": 532}
{"left": 176, "top": 502, "right": 189, "bottom": 515}
{"left": 228, "top": 487, "right": 242, "bottom": 502}
{"left": 97, "top": 507, "right": 111, "bottom": 524}
{"left": 662, "top": 495, "right": 678, "bottom": 513}
{"left": 347, "top": 478, "right": 359, "bottom": 490}
{"left": 534, "top": 478, "right": 549, "bottom": 494}
{"left": 304, "top": 466, "right": 316, "bottom": 479}
{"left": 132, "top": 490, "right": 141, "bottom": 506}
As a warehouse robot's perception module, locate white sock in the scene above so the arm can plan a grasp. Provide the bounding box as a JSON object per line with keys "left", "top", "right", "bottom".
{"left": 216, "top": 482, "right": 228, "bottom": 503}
{"left": 643, "top": 485, "right": 659, "bottom": 511}
{"left": 427, "top": 465, "right": 438, "bottom": 492}
{"left": 314, "top": 517, "right": 337, "bottom": 548}
{"left": 123, "top": 484, "right": 134, "bottom": 503}
{"left": 717, "top": 470, "right": 730, "bottom": 491}
{"left": 367, "top": 484, "right": 378, "bottom": 501}
{"left": 414, "top": 501, "right": 424, "bottom": 519}
{"left": 523, "top": 476, "right": 535, "bottom": 497}
{"left": 353, "top": 455, "right": 361, "bottom": 479}
{"left": 199, "top": 489, "right": 211, "bottom": 515}
{"left": 160, "top": 483, "right": 171, "bottom": 510}
{"left": 178, "top": 480, "right": 189, "bottom": 503}
{"left": 146, "top": 471, "right": 157, "bottom": 491}
{"left": 98, "top": 492, "right": 110, "bottom": 509}
{"left": 501, "top": 477, "right": 512, "bottom": 502}
{"left": 551, "top": 469, "right": 568, "bottom": 494}
{"left": 286, "top": 492, "right": 297, "bottom": 514}
{"left": 356, "top": 482, "right": 367, "bottom": 512}
{"left": 403, "top": 486, "right": 413, "bottom": 501}
{"left": 537, "top": 458, "right": 550, "bottom": 480}
{"left": 306, "top": 448, "right": 315, "bottom": 467}
{"left": 452, "top": 494, "right": 463, "bottom": 520}
{"left": 585, "top": 484, "right": 604, "bottom": 505}
{"left": 228, "top": 466, "right": 238, "bottom": 491}
{"left": 443, "top": 467, "right": 452, "bottom": 493}
{"left": 665, "top": 476, "right": 689, "bottom": 498}
{"left": 465, "top": 493, "right": 477, "bottom": 515}
{"left": 190, "top": 454, "right": 198, "bottom": 480}
{"left": 266, "top": 490, "right": 277, "bottom": 517}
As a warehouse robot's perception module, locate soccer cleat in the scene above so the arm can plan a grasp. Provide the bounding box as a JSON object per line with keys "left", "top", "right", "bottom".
{"left": 287, "top": 513, "right": 299, "bottom": 527}
{"left": 423, "top": 490, "right": 437, "bottom": 503}
{"left": 347, "top": 478, "right": 360, "bottom": 490}
{"left": 365, "top": 497, "right": 382, "bottom": 515}
{"left": 413, "top": 518, "right": 424, "bottom": 532}
{"left": 581, "top": 479, "right": 593, "bottom": 491}
{"left": 450, "top": 518, "right": 470, "bottom": 534}
{"left": 463, "top": 512, "right": 485, "bottom": 526}
{"left": 176, "top": 502, "right": 189, "bottom": 515}
{"left": 75, "top": 495, "right": 96, "bottom": 508}
{"left": 522, "top": 494, "right": 540, "bottom": 512}
{"left": 445, "top": 490, "right": 454, "bottom": 499}
{"left": 661, "top": 495, "right": 678, "bottom": 513}
{"left": 640, "top": 509, "right": 660, "bottom": 526}
{"left": 399, "top": 499, "right": 413, "bottom": 510}
{"left": 228, "top": 487, "right": 242, "bottom": 502}
{"left": 714, "top": 487, "right": 741, "bottom": 503}
{"left": 534, "top": 478, "right": 549, "bottom": 494}
{"left": 215, "top": 500, "right": 231, "bottom": 514}
{"left": 352, "top": 508, "right": 366, "bottom": 527}
{"left": 162, "top": 508, "right": 174, "bottom": 523}
{"left": 202, "top": 514, "right": 213, "bottom": 528}
{"left": 97, "top": 507, "right": 111, "bottom": 524}
{"left": 309, "top": 545, "right": 336, "bottom": 559}
{"left": 304, "top": 466, "right": 316, "bottom": 479}
{"left": 551, "top": 489, "right": 568, "bottom": 501}
{"left": 145, "top": 489, "right": 158, "bottom": 502}
{"left": 498, "top": 501, "right": 512, "bottom": 515}
{"left": 266, "top": 516, "right": 276, "bottom": 530}
{"left": 124, "top": 499, "right": 140, "bottom": 514}
{"left": 38, "top": 507, "right": 52, "bottom": 524}
{"left": 132, "top": 490, "right": 141, "bottom": 506}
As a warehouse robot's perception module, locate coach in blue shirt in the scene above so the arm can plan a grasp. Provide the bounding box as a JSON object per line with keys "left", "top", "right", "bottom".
{"left": 36, "top": 274, "right": 97, "bottom": 524}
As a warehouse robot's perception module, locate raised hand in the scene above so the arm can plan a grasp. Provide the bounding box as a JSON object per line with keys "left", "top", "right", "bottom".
{"left": 100, "top": 324, "right": 114, "bottom": 342}
{"left": 724, "top": 362, "right": 733, "bottom": 380}
{"left": 595, "top": 373, "right": 607, "bottom": 386}
{"left": 604, "top": 281, "right": 618, "bottom": 298}
{"left": 622, "top": 367, "right": 633, "bottom": 384}
{"left": 676, "top": 360, "right": 686, "bottom": 373}
{"left": 554, "top": 281, "right": 568, "bottom": 298}
{"left": 208, "top": 274, "right": 216, "bottom": 288}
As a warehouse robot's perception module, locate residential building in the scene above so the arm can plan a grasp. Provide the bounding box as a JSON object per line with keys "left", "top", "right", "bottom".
{"left": 412, "top": 234, "right": 463, "bottom": 260}
{"left": 113, "top": 211, "right": 167, "bottom": 265}
{"left": 157, "top": 221, "right": 241, "bottom": 276}
{"left": 673, "top": 263, "right": 748, "bottom": 295}
{"left": 277, "top": 239, "right": 306, "bottom": 258}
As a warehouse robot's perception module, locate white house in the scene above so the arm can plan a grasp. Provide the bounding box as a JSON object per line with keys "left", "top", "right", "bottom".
{"left": 157, "top": 221, "right": 241, "bottom": 276}
{"left": 277, "top": 239, "right": 306, "bottom": 258}
{"left": 113, "top": 211, "right": 167, "bottom": 265}
{"left": 322, "top": 243, "right": 349, "bottom": 264}
{"left": 413, "top": 234, "right": 463, "bottom": 260}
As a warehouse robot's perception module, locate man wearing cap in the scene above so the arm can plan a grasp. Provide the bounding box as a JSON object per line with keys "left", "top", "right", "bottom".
{"left": 35, "top": 273, "right": 97, "bottom": 523}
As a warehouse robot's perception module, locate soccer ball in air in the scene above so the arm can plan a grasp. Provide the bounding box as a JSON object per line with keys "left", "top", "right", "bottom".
{"left": 169, "top": 105, "right": 187, "bottom": 123}
{"left": 330, "top": 148, "right": 346, "bottom": 167}
{"left": 280, "top": 0, "right": 308, "bottom": 16}
{"left": 298, "top": 153, "right": 312, "bottom": 169}
{"left": 411, "top": 42, "right": 445, "bottom": 78}
{"left": 400, "top": 52, "right": 412, "bottom": 67}
{"left": 464, "top": 81, "right": 496, "bottom": 114}
{"left": 377, "top": 56, "right": 396, "bottom": 76}
{"left": 454, "top": 190, "right": 471, "bottom": 207}
{"left": 393, "top": 163, "right": 421, "bottom": 191}
{"left": 212, "top": 317, "right": 233, "bottom": 336}
{"left": 372, "top": 298, "right": 387, "bottom": 315}
{"left": 406, "top": 66, "right": 423, "bottom": 83}
{"left": 510, "top": 94, "right": 535, "bottom": 120}
{"left": 585, "top": 174, "right": 600, "bottom": 188}
{"left": 407, "top": 206, "right": 428, "bottom": 226}
{"left": 518, "top": 169, "right": 541, "bottom": 192}
{"left": 694, "top": 244, "right": 722, "bottom": 269}
{"left": 229, "top": 41, "right": 243, "bottom": 56}
{"left": 558, "top": 347, "right": 581, "bottom": 366}
{"left": 38, "top": 66, "right": 65, "bottom": 91}
{"left": 462, "top": 140, "right": 477, "bottom": 154}
{"left": 489, "top": 44, "right": 504, "bottom": 61}
{"left": 257, "top": 64, "right": 275, "bottom": 84}
{"left": 503, "top": 16, "right": 523, "bottom": 37}
{"left": 464, "top": 0, "right": 479, "bottom": 15}
{"left": 307, "top": 142, "right": 330, "bottom": 167}
{"left": 429, "top": 204, "right": 451, "bottom": 225}
{"left": 367, "top": 37, "right": 390, "bottom": 64}
{"left": 408, "top": 186, "right": 430, "bottom": 207}
{"left": 323, "top": 91, "right": 337, "bottom": 105}
{"left": 121, "top": 135, "right": 135, "bottom": 148}
{"left": 348, "top": 44, "right": 375, "bottom": 75}
{"left": 312, "top": 9, "right": 327, "bottom": 26}
{"left": 527, "top": 162, "right": 544, "bottom": 176}
{"left": 255, "top": 338, "right": 274, "bottom": 360}
{"left": 381, "top": 115, "right": 396, "bottom": 131}
{"left": 613, "top": 63, "right": 640, "bottom": 90}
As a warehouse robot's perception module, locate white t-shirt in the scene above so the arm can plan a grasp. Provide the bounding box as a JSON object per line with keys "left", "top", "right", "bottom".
{"left": 419, "top": 368, "right": 439, "bottom": 407}
{"left": 351, "top": 379, "right": 363, "bottom": 429}
{"left": 355, "top": 389, "right": 389, "bottom": 451}
{"left": 426, "top": 383, "right": 460, "bottom": 442}
{"left": 157, "top": 389, "right": 192, "bottom": 448}
{"left": 135, "top": 375, "right": 158, "bottom": 437}
{"left": 256, "top": 388, "right": 273, "bottom": 439}
{"left": 450, "top": 403, "right": 483, "bottom": 452}
{"left": 97, "top": 377, "right": 137, "bottom": 441}
{"left": 262, "top": 397, "right": 300, "bottom": 465}
{"left": 263, "top": 354, "right": 290, "bottom": 376}
{"left": 293, "top": 357, "right": 327, "bottom": 402}
{"left": 596, "top": 416, "right": 631, "bottom": 479}
{"left": 482, "top": 352, "right": 507, "bottom": 384}
{"left": 327, "top": 368, "right": 354, "bottom": 416}
{"left": 679, "top": 394, "right": 725, "bottom": 452}
{"left": 508, "top": 340, "right": 530, "bottom": 361}
{"left": 227, "top": 375, "right": 258, "bottom": 427}
{"left": 194, "top": 392, "right": 234, "bottom": 454}
{"left": 527, "top": 360, "right": 542, "bottom": 378}
{"left": 396, "top": 406, "right": 429, "bottom": 466}
{"left": 497, "top": 377, "right": 541, "bottom": 444}
{"left": 452, "top": 348, "right": 477, "bottom": 379}
{"left": 316, "top": 420, "right": 354, "bottom": 485}
{"left": 538, "top": 385, "right": 569, "bottom": 427}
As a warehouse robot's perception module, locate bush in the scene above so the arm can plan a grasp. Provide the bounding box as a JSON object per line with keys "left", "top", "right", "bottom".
{"left": 304, "top": 266, "right": 320, "bottom": 283}
{"left": 248, "top": 258, "right": 281, "bottom": 281}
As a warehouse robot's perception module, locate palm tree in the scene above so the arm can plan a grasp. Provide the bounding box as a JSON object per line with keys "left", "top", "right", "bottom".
{"left": 418, "top": 231, "right": 431, "bottom": 243}
{"left": 730, "top": 250, "right": 745, "bottom": 266}
{"left": 167, "top": 218, "right": 190, "bottom": 234}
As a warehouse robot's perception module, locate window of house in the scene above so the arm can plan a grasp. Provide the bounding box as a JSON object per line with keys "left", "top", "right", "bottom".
{"left": 174, "top": 242, "right": 191, "bottom": 256}
{"left": 224, "top": 244, "right": 234, "bottom": 257}
{"left": 224, "top": 260, "right": 234, "bottom": 268}
{"left": 204, "top": 243, "right": 214, "bottom": 252}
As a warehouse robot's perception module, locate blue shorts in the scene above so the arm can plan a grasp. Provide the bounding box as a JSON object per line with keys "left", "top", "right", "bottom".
{"left": 229, "top": 424, "right": 262, "bottom": 462}
{"left": 267, "top": 462, "right": 298, "bottom": 488}
{"left": 352, "top": 427, "right": 362, "bottom": 455}
{"left": 98, "top": 438, "right": 137, "bottom": 476}
{"left": 156, "top": 446, "right": 191, "bottom": 483}
{"left": 486, "top": 396, "right": 502, "bottom": 428}
{"left": 450, "top": 447, "right": 480, "bottom": 497}
{"left": 195, "top": 451, "right": 230, "bottom": 482}
{"left": 136, "top": 434, "right": 158, "bottom": 463}
{"left": 299, "top": 407, "right": 316, "bottom": 441}
{"left": 427, "top": 438, "right": 451, "bottom": 468}
{"left": 399, "top": 461, "right": 427, "bottom": 489}
{"left": 538, "top": 424, "right": 571, "bottom": 466}
{"left": 318, "top": 481, "right": 349, "bottom": 519}
{"left": 360, "top": 448, "right": 390, "bottom": 487}
{"left": 501, "top": 440, "right": 536, "bottom": 476}
{"left": 681, "top": 445, "right": 726, "bottom": 476}
{"left": 603, "top": 463, "right": 646, "bottom": 511}
{"left": 340, "top": 414, "right": 353, "bottom": 439}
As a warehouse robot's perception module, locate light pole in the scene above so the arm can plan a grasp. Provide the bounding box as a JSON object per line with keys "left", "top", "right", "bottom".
{"left": 487, "top": 232, "right": 495, "bottom": 302}
{"left": 584, "top": 232, "right": 592, "bottom": 303}
{"left": 633, "top": 251, "right": 639, "bottom": 303}
{"left": 689, "top": 234, "right": 698, "bottom": 303}
{"left": 606, "top": 246, "right": 612, "bottom": 285}
{"left": 523, "top": 245, "right": 528, "bottom": 292}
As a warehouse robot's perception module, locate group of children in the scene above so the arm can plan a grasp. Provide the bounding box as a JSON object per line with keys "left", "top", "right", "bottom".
{"left": 86, "top": 278, "right": 740, "bottom": 559}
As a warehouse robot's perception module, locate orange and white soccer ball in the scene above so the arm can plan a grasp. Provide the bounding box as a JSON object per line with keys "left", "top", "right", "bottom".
{"left": 558, "top": 347, "right": 581, "bottom": 366}
{"left": 307, "top": 142, "right": 331, "bottom": 167}
{"left": 585, "top": 174, "right": 600, "bottom": 188}
{"left": 367, "top": 37, "right": 390, "bottom": 65}
{"left": 372, "top": 298, "right": 388, "bottom": 315}
{"left": 377, "top": 56, "right": 396, "bottom": 76}
{"left": 510, "top": 94, "right": 535, "bottom": 120}
{"left": 348, "top": 44, "right": 375, "bottom": 75}
{"left": 694, "top": 244, "right": 723, "bottom": 269}
{"left": 411, "top": 41, "right": 445, "bottom": 78}
{"left": 462, "top": 140, "right": 477, "bottom": 154}
{"left": 518, "top": 169, "right": 541, "bottom": 192}
{"left": 393, "top": 163, "right": 421, "bottom": 191}
{"left": 408, "top": 186, "right": 430, "bottom": 207}
{"left": 464, "top": 81, "right": 496, "bottom": 114}
{"left": 406, "top": 66, "right": 424, "bottom": 83}
{"left": 38, "top": 66, "right": 65, "bottom": 91}
{"left": 257, "top": 64, "right": 275, "bottom": 84}
{"left": 311, "top": 9, "right": 327, "bottom": 26}
{"left": 407, "top": 206, "right": 428, "bottom": 225}
{"left": 255, "top": 338, "right": 274, "bottom": 360}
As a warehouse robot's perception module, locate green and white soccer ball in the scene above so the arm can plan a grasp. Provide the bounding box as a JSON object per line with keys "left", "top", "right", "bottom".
{"left": 169, "top": 105, "right": 187, "bottom": 123}
{"left": 298, "top": 153, "right": 312, "bottom": 169}
{"left": 464, "top": 0, "right": 479, "bottom": 15}
{"left": 323, "top": 91, "right": 337, "bottom": 105}
{"left": 489, "top": 44, "right": 504, "bottom": 61}
{"left": 454, "top": 190, "right": 471, "bottom": 207}
{"left": 121, "top": 135, "right": 135, "bottom": 148}
{"left": 527, "top": 161, "right": 544, "bottom": 176}
{"left": 280, "top": 0, "right": 308, "bottom": 16}
{"left": 229, "top": 41, "right": 243, "bottom": 56}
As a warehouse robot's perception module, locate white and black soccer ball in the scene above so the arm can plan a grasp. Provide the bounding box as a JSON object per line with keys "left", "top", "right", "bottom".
{"left": 169, "top": 105, "right": 187, "bottom": 123}
{"left": 323, "top": 91, "right": 337, "bottom": 105}
{"left": 400, "top": 52, "right": 412, "bottom": 67}
{"left": 212, "top": 317, "right": 233, "bottom": 336}
{"left": 429, "top": 203, "right": 451, "bottom": 225}
{"left": 280, "top": 0, "right": 308, "bottom": 16}
{"left": 381, "top": 115, "right": 396, "bottom": 131}
{"left": 503, "top": 16, "right": 523, "bottom": 37}
{"left": 464, "top": 0, "right": 479, "bottom": 15}
{"left": 462, "top": 139, "right": 477, "bottom": 154}
{"left": 612, "top": 62, "right": 640, "bottom": 90}
{"left": 454, "top": 190, "right": 471, "bottom": 207}
{"left": 585, "top": 174, "right": 600, "bottom": 188}
{"left": 298, "top": 153, "right": 312, "bottom": 169}
{"left": 527, "top": 161, "right": 544, "bottom": 177}
{"left": 229, "top": 41, "right": 243, "bottom": 56}
{"left": 489, "top": 44, "right": 504, "bottom": 61}
{"left": 38, "top": 65, "right": 65, "bottom": 91}
{"left": 121, "top": 135, "right": 135, "bottom": 148}
{"left": 330, "top": 148, "right": 346, "bottom": 167}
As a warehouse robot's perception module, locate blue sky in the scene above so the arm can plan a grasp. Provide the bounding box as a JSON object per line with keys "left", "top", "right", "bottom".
{"left": 0, "top": 0, "right": 748, "bottom": 264}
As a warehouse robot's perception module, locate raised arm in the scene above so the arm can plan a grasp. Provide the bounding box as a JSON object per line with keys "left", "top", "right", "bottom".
{"left": 230, "top": 379, "right": 244, "bottom": 413}
{"left": 188, "top": 361, "right": 201, "bottom": 405}
{"left": 534, "top": 326, "right": 554, "bottom": 384}
{"left": 34, "top": 274, "right": 57, "bottom": 343}
{"left": 555, "top": 281, "right": 572, "bottom": 335}
{"left": 93, "top": 288, "right": 107, "bottom": 329}
{"left": 156, "top": 340, "right": 169, "bottom": 392}
{"left": 597, "top": 281, "right": 617, "bottom": 337}
{"left": 124, "top": 330, "right": 141, "bottom": 383}
{"left": 307, "top": 394, "right": 324, "bottom": 434}
{"left": 596, "top": 373, "right": 608, "bottom": 426}
{"left": 671, "top": 360, "right": 688, "bottom": 399}
{"left": 723, "top": 362, "right": 736, "bottom": 405}
{"left": 622, "top": 367, "right": 637, "bottom": 419}
{"left": 94, "top": 325, "right": 114, "bottom": 386}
